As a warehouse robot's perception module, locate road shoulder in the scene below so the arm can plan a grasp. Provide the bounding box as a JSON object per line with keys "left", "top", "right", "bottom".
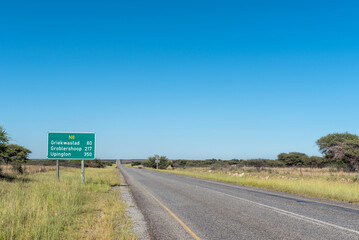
{"left": 119, "top": 171, "right": 151, "bottom": 240}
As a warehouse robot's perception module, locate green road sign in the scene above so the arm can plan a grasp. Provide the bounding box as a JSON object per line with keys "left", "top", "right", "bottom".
{"left": 47, "top": 132, "right": 95, "bottom": 159}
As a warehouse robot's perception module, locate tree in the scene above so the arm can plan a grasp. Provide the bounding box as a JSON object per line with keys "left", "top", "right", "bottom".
{"left": 245, "top": 159, "right": 268, "bottom": 171}
{"left": 143, "top": 155, "right": 171, "bottom": 169}
{"left": 172, "top": 159, "right": 188, "bottom": 168}
{"left": 277, "top": 152, "right": 309, "bottom": 167}
{"left": 305, "top": 156, "right": 325, "bottom": 168}
{"left": 316, "top": 132, "right": 359, "bottom": 171}
{"left": 227, "top": 159, "right": 241, "bottom": 165}
{"left": 0, "top": 126, "right": 9, "bottom": 153}
{"left": 0, "top": 126, "right": 10, "bottom": 175}
{"left": 131, "top": 161, "right": 142, "bottom": 166}
{"left": 0, "top": 144, "right": 31, "bottom": 173}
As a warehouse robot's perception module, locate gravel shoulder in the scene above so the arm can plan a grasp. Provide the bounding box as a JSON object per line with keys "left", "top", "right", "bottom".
{"left": 118, "top": 171, "right": 151, "bottom": 240}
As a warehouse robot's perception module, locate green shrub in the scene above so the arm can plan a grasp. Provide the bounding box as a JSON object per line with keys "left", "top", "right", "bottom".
{"left": 131, "top": 161, "right": 142, "bottom": 166}
{"left": 11, "top": 161, "right": 24, "bottom": 174}
{"left": 143, "top": 155, "right": 171, "bottom": 169}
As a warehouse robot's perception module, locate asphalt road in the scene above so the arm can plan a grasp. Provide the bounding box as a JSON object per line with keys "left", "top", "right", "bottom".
{"left": 120, "top": 166, "right": 359, "bottom": 240}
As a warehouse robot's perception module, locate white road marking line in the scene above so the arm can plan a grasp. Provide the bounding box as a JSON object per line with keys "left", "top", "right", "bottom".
{"left": 215, "top": 190, "right": 359, "bottom": 236}
{"left": 178, "top": 175, "right": 359, "bottom": 212}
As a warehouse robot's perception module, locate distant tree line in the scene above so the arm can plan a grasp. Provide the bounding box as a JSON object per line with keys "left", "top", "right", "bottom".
{"left": 171, "top": 158, "right": 285, "bottom": 169}
{"left": 143, "top": 132, "right": 359, "bottom": 172}
{"left": 27, "top": 159, "right": 115, "bottom": 168}
{"left": 171, "top": 154, "right": 329, "bottom": 169}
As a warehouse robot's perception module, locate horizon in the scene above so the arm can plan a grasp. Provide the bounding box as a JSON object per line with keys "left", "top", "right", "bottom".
{"left": 2, "top": 0, "right": 359, "bottom": 159}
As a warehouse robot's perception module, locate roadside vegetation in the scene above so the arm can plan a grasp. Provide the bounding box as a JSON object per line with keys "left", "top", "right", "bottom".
{"left": 26, "top": 159, "right": 115, "bottom": 168}
{"left": 0, "top": 126, "right": 32, "bottom": 174}
{"left": 142, "top": 132, "right": 359, "bottom": 172}
{"left": 0, "top": 164, "right": 55, "bottom": 175}
{"left": 136, "top": 132, "right": 359, "bottom": 204}
{"left": 0, "top": 126, "right": 136, "bottom": 240}
{"left": 142, "top": 155, "right": 171, "bottom": 169}
{"left": 0, "top": 165, "right": 136, "bottom": 240}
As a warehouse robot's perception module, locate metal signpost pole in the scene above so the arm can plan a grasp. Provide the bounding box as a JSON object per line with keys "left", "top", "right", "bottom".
{"left": 155, "top": 155, "right": 160, "bottom": 169}
{"left": 81, "top": 159, "right": 85, "bottom": 184}
{"left": 56, "top": 159, "right": 59, "bottom": 180}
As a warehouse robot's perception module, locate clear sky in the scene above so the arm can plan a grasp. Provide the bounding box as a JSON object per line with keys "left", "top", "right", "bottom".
{"left": 1, "top": 0, "right": 359, "bottom": 159}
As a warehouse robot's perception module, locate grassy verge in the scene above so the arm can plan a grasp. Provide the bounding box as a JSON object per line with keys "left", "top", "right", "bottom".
{"left": 0, "top": 164, "right": 55, "bottom": 175}
{"left": 0, "top": 166, "right": 136, "bottom": 240}
{"left": 148, "top": 167, "right": 359, "bottom": 204}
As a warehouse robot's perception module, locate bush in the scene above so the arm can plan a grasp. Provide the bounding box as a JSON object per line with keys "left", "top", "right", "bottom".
{"left": 131, "top": 161, "right": 142, "bottom": 166}
{"left": 24, "top": 159, "right": 114, "bottom": 168}
{"left": 11, "top": 161, "right": 24, "bottom": 174}
{"left": 210, "top": 163, "right": 223, "bottom": 170}
{"left": 86, "top": 159, "right": 105, "bottom": 168}
{"left": 143, "top": 155, "right": 172, "bottom": 169}
{"left": 278, "top": 152, "right": 309, "bottom": 167}
{"left": 103, "top": 161, "right": 115, "bottom": 166}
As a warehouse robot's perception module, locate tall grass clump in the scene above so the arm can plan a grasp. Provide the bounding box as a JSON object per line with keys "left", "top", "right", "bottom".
{"left": 0, "top": 166, "right": 136, "bottom": 240}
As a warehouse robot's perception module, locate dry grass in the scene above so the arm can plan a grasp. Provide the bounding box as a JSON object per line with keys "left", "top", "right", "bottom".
{"left": 0, "top": 164, "right": 55, "bottom": 175}
{"left": 241, "top": 166, "right": 358, "bottom": 177}
{"left": 152, "top": 166, "right": 359, "bottom": 204}
{"left": 0, "top": 166, "right": 136, "bottom": 240}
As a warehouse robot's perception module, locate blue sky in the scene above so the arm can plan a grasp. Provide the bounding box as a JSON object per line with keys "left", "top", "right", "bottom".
{"left": 1, "top": 0, "right": 359, "bottom": 159}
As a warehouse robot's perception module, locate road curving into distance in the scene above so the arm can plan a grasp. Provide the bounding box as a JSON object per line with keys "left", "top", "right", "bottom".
{"left": 120, "top": 166, "right": 359, "bottom": 240}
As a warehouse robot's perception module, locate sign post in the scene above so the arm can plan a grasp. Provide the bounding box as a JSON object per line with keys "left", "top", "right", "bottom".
{"left": 81, "top": 159, "right": 85, "bottom": 184}
{"left": 155, "top": 155, "right": 160, "bottom": 169}
{"left": 47, "top": 132, "right": 96, "bottom": 183}
{"left": 56, "top": 159, "right": 59, "bottom": 180}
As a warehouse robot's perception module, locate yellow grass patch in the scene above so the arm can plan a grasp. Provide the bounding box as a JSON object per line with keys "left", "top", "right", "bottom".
{"left": 0, "top": 166, "right": 136, "bottom": 240}
{"left": 1, "top": 164, "right": 55, "bottom": 175}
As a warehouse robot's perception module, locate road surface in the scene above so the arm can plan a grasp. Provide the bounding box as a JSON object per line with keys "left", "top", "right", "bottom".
{"left": 120, "top": 166, "right": 359, "bottom": 240}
